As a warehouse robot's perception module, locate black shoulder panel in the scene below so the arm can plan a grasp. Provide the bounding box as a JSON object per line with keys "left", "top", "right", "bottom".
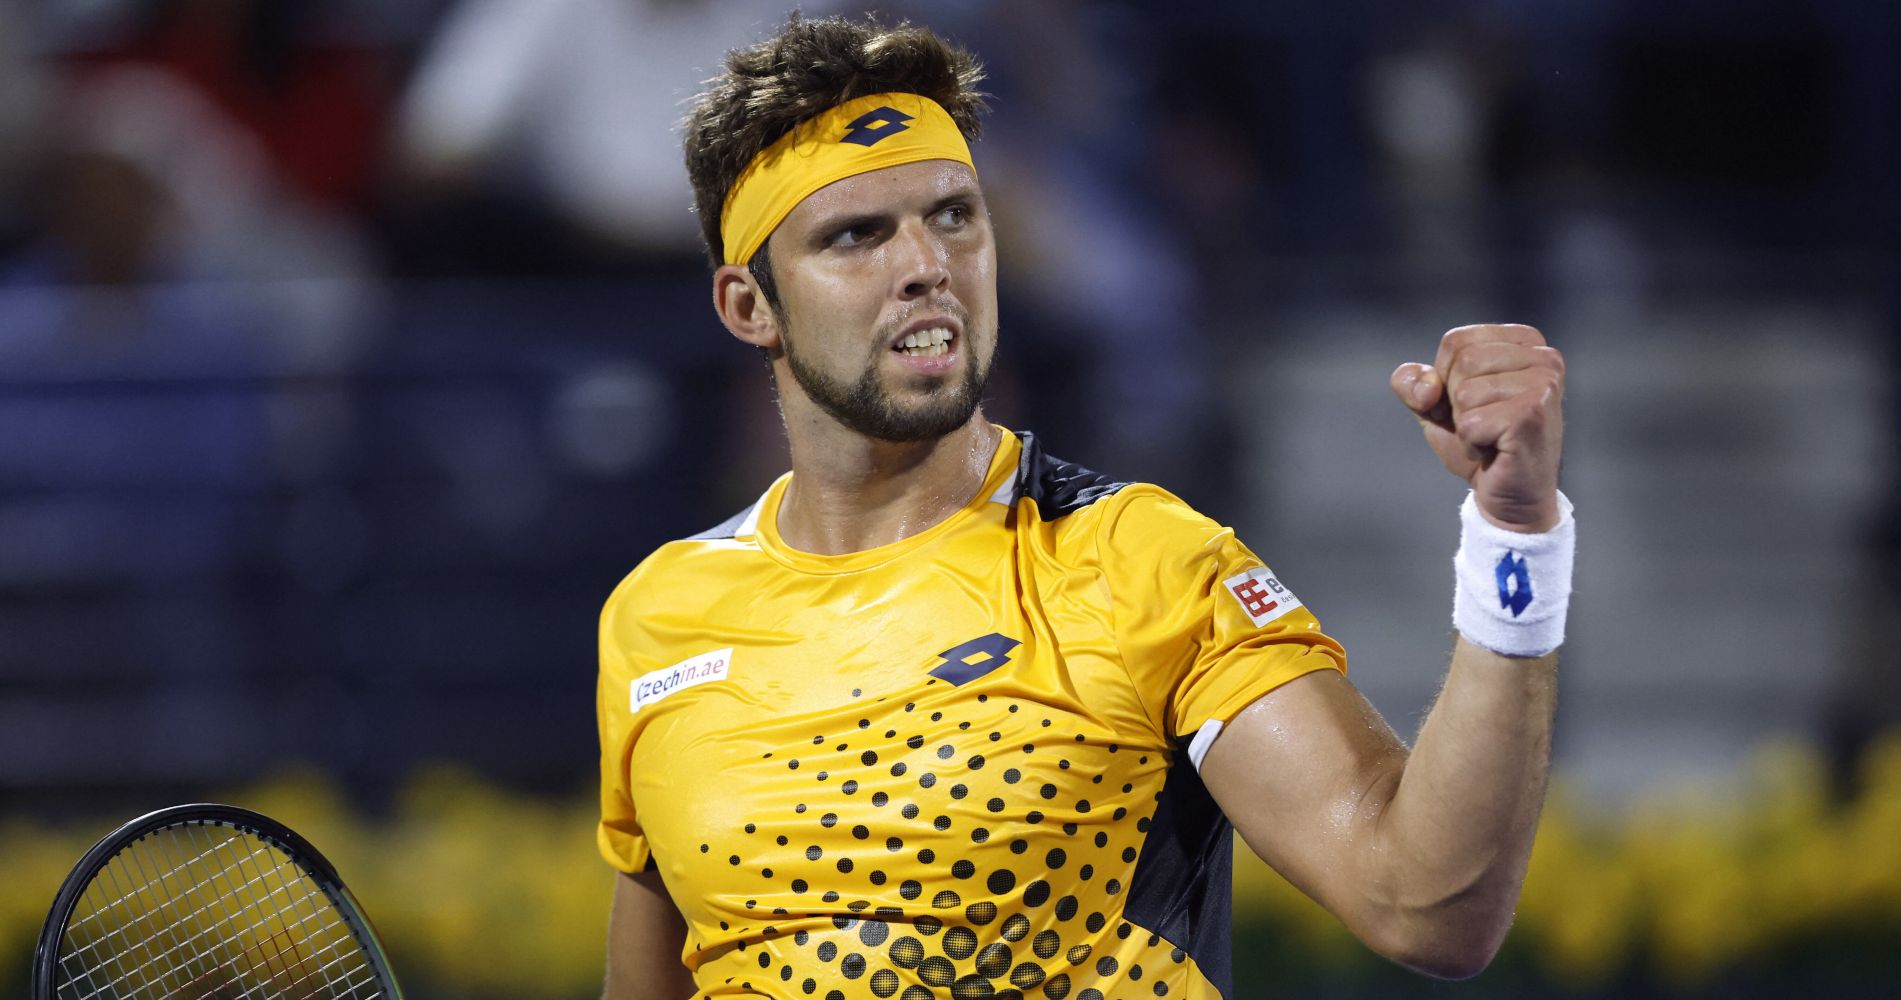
{"left": 1123, "top": 753, "right": 1235, "bottom": 996}
{"left": 685, "top": 501, "right": 758, "bottom": 541}
{"left": 1014, "top": 430, "right": 1129, "bottom": 521}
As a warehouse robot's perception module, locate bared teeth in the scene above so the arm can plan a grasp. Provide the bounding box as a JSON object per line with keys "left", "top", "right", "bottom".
{"left": 896, "top": 327, "right": 954, "bottom": 356}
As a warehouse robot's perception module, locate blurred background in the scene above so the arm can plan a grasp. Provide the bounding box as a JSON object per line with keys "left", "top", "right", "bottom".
{"left": 1, "top": 0, "right": 1897, "bottom": 996}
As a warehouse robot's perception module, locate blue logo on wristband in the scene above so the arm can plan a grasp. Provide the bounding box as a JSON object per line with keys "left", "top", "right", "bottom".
{"left": 1496, "top": 551, "right": 1533, "bottom": 617}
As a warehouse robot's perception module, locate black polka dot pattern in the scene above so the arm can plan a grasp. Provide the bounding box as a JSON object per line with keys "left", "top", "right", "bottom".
{"left": 656, "top": 685, "right": 1212, "bottom": 998}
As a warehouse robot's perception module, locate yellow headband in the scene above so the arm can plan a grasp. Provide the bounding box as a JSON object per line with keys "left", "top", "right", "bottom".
{"left": 719, "top": 92, "right": 975, "bottom": 266}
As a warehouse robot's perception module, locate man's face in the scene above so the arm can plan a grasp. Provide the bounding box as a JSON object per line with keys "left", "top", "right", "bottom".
{"left": 762, "top": 160, "right": 998, "bottom": 443}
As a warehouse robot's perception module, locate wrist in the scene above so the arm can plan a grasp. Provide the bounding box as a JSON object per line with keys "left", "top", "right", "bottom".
{"left": 1453, "top": 490, "right": 1575, "bottom": 657}
{"left": 1473, "top": 493, "right": 1561, "bottom": 534}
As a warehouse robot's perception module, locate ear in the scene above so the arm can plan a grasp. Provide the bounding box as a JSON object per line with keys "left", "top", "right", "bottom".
{"left": 712, "top": 263, "right": 782, "bottom": 351}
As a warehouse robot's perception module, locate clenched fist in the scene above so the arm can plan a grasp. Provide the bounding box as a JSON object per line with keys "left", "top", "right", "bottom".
{"left": 1391, "top": 324, "right": 1565, "bottom": 533}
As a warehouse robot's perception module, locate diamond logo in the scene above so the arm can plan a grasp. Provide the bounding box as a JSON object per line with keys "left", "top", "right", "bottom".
{"left": 929, "top": 633, "right": 1021, "bottom": 686}
{"left": 840, "top": 106, "right": 915, "bottom": 147}
{"left": 1496, "top": 551, "right": 1533, "bottom": 617}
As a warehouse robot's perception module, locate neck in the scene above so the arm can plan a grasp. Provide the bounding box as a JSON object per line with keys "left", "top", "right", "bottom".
{"left": 777, "top": 409, "right": 1001, "bottom": 556}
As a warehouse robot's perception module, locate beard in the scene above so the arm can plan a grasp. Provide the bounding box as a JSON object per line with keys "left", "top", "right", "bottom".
{"left": 782, "top": 321, "right": 993, "bottom": 443}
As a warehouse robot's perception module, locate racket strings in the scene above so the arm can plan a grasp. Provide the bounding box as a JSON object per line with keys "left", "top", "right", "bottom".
{"left": 160, "top": 828, "right": 376, "bottom": 999}
{"left": 101, "top": 827, "right": 374, "bottom": 1000}
{"left": 55, "top": 822, "right": 383, "bottom": 1000}
{"left": 70, "top": 825, "right": 378, "bottom": 1000}
{"left": 65, "top": 836, "right": 279, "bottom": 975}
{"left": 69, "top": 834, "right": 306, "bottom": 999}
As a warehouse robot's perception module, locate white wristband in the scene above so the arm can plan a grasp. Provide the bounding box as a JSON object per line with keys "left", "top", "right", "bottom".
{"left": 1452, "top": 490, "right": 1575, "bottom": 657}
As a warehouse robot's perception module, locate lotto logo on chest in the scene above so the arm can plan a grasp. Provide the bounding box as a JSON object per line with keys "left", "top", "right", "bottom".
{"left": 1223, "top": 567, "right": 1303, "bottom": 627}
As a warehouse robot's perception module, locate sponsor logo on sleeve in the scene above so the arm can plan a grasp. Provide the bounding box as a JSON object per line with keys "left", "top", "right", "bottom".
{"left": 631, "top": 648, "right": 732, "bottom": 712}
{"left": 1223, "top": 567, "right": 1303, "bottom": 627}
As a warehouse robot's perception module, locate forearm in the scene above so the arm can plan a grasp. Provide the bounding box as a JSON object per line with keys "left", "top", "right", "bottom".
{"left": 1221, "top": 322, "right": 1568, "bottom": 977}
{"left": 1368, "top": 636, "right": 1556, "bottom": 975}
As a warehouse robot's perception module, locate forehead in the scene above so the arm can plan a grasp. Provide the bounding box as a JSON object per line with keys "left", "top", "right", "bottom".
{"left": 778, "top": 159, "right": 981, "bottom": 232}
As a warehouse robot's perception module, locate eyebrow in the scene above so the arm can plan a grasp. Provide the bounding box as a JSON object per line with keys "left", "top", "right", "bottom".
{"left": 808, "top": 209, "right": 888, "bottom": 241}
{"left": 805, "top": 186, "right": 985, "bottom": 240}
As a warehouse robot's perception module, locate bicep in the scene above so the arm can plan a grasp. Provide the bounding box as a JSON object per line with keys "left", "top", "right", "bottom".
{"left": 604, "top": 868, "right": 696, "bottom": 999}
{"left": 1197, "top": 669, "right": 1409, "bottom": 934}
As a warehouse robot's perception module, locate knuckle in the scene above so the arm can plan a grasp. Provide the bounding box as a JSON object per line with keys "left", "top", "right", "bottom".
{"left": 1498, "top": 346, "right": 1539, "bottom": 373}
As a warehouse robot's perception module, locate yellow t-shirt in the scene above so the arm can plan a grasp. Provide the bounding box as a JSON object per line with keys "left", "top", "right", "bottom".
{"left": 598, "top": 427, "right": 1345, "bottom": 999}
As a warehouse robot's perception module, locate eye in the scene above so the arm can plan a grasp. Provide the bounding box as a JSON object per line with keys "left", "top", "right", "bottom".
{"left": 933, "top": 204, "right": 969, "bottom": 227}
{"left": 828, "top": 223, "right": 881, "bottom": 248}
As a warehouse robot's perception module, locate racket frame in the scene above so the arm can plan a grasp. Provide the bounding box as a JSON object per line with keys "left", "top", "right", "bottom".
{"left": 32, "top": 802, "right": 406, "bottom": 1000}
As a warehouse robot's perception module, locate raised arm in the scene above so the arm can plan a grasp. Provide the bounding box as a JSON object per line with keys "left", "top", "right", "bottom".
{"left": 1200, "top": 642, "right": 1555, "bottom": 978}
{"left": 1200, "top": 323, "right": 1567, "bottom": 978}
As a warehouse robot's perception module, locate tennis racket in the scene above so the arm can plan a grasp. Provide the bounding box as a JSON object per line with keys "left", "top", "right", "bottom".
{"left": 33, "top": 803, "right": 406, "bottom": 1000}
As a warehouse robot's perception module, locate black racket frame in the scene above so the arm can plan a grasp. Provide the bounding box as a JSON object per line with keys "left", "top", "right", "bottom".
{"left": 32, "top": 802, "right": 406, "bottom": 1000}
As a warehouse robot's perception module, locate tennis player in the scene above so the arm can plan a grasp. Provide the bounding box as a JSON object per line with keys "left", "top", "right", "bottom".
{"left": 598, "top": 15, "right": 1571, "bottom": 1000}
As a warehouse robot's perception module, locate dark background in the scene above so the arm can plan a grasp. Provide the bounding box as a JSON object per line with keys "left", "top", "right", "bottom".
{"left": 1, "top": 1, "right": 1897, "bottom": 996}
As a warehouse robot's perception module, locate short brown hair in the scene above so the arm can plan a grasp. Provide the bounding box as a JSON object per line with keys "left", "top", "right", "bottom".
{"left": 682, "top": 13, "right": 989, "bottom": 269}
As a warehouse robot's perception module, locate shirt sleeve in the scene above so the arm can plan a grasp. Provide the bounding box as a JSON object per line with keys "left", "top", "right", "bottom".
{"left": 1098, "top": 485, "right": 1347, "bottom": 749}
{"left": 596, "top": 585, "right": 652, "bottom": 873}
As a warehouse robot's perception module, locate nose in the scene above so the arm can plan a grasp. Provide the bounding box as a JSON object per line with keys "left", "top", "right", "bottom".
{"left": 892, "top": 220, "right": 950, "bottom": 300}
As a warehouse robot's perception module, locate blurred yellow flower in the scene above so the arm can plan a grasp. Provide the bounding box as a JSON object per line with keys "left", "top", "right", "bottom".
{"left": 6, "top": 736, "right": 1901, "bottom": 997}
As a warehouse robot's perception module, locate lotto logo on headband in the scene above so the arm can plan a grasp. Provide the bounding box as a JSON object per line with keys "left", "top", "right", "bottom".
{"left": 719, "top": 92, "right": 975, "bottom": 265}
{"left": 841, "top": 106, "right": 915, "bottom": 146}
